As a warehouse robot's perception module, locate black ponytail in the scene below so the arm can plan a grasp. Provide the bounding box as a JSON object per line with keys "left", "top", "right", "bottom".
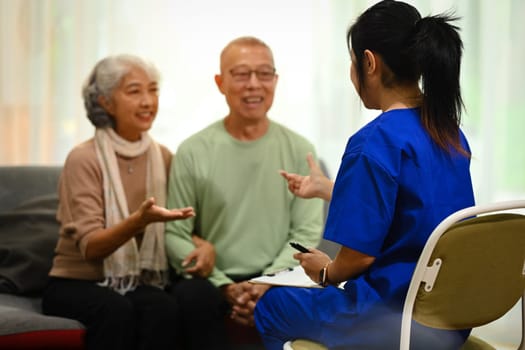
{"left": 411, "top": 14, "right": 467, "bottom": 155}
{"left": 347, "top": 0, "right": 468, "bottom": 156}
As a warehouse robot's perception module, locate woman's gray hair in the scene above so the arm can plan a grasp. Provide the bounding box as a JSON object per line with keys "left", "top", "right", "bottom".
{"left": 82, "top": 54, "right": 161, "bottom": 127}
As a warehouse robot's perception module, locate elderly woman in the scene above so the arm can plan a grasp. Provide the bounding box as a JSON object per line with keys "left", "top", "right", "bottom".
{"left": 42, "top": 54, "right": 197, "bottom": 350}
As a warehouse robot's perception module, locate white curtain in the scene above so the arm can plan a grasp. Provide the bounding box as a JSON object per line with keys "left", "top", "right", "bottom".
{"left": 2, "top": 0, "right": 523, "bottom": 204}
{"left": 1, "top": 0, "right": 523, "bottom": 345}
{"left": 0, "top": 0, "right": 329, "bottom": 165}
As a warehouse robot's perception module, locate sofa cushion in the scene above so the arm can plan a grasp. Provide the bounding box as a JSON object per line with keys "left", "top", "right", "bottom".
{"left": 0, "top": 194, "right": 60, "bottom": 295}
{"left": 0, "top": 293, "right": 85, "bottom": 349}
{"left": 0, "top": 303, "right": 84, "bottom": 334}
{"left": 0, "top": 330, "right": 85, "bottom": 350}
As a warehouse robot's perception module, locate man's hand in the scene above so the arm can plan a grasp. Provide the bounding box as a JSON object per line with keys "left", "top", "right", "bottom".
{"left": 223, "top": 281, "right": 271, "bottom": 327}
{"left": 221, "top": 283, "right": 244, "bottom": 306}
{"left": 182, "top": 235, "right": 216, "bottom": 278}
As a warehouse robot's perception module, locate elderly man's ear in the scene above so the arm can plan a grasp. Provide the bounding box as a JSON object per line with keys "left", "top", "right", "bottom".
{"left": 214, "top": 74, "right": 226, "bottom": 95}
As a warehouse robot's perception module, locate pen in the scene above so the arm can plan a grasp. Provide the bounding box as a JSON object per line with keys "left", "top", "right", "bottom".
{"left": 289, "top": 241, "right": 311, "bottom": 253}
{"left": 265, "top": 267, "right": 294, "bottom": 276}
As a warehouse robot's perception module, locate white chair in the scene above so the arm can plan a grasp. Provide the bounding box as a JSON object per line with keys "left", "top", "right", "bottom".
{"left": 284, "top": 200, "right": 525, "bottom": 350}
{"left": 400, "top": 200, "right": 525, "bottom": 350}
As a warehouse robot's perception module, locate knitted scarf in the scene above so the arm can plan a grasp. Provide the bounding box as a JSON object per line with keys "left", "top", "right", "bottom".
{"left": 94, "top": 128, "right": 168, "bottom": 295}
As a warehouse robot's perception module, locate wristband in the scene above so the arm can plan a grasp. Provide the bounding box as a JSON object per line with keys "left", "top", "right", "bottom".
{"left": 318, "top": 261, "right": 331, "bottom": 287}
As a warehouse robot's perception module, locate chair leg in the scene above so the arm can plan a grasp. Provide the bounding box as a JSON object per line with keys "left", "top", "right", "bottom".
{"left": 518, "top": 295, "right": 525, "bottom": 350}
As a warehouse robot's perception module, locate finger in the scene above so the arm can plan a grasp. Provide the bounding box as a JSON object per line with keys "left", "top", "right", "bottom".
{"left": 192, "top": 234, "right": 204, "bottom": 245}
{"left": 251, "top": 284, "right": 270, "bottom": 299}
{"left": 279, "top": 170, "right": 294, "bottom": 181}
{"left": 180, "top": 211, "right": 195, "bottom": 219}
{"left": 184, "top": 256, "right": 201, "bottom": 271}
{"left": 246, "top": 300, "right": 256, "bottom": 312}
{"left": 306, "top": 153, "right": 319, "bottom": 172}
{"left": 232, "top": 308, "right": 255, "bottom": 326}
{"left": 178, "top": 207, "right": 196, "bottom": 216}
{"left": 293, "top": 252, "right": 305, "bottom": 260}
{"left": 231, "top": 313, "right": 253, "bottom": 326}
{"left": 232, "top": 304, "right": 252, "bottom": 317}
{"left": 235, "top": 292, "right": 251, "bottom": 305}
{"left": 170, "top": 207, "right": 195, "bottom": 215}
{"left": 181, "top": 206, "right": 195, "bottom": 213}
{"left": 238, "top": 281, "right": 253, "bottom": 291}
{"left": 308, "top": 247, "right": 323, "bottom": 255}
{"left": 184, "top": 265, "right": 201, "bottom": 274}
{"left": 171, "top": 209, "right": 195, "bottom": 220}
{"left": 142, "top": 197, "right": 155, "bottom": 209}
{"left": 238, "top": 299, "right": 257, "bottom": 312}
{"left": 182, "top": 251, "right": 197, "bottom": 267}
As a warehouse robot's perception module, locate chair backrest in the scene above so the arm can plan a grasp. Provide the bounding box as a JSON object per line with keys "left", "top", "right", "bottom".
{"left": 400, "top": 200, "right": 525, "bottom": 350}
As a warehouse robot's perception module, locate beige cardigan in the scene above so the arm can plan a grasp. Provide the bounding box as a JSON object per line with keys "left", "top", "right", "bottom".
{"left": 49, "top": 138, "right": 172, "bottom": 281}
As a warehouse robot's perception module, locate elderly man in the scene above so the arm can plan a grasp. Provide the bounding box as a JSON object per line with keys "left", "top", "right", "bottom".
{"left": 165, "top": 36, "right": 323, "bottom": 350}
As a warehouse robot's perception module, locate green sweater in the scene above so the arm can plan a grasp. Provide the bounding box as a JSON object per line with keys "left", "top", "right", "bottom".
{"left": 165, "top": 119, "right": 323, "bottom": 287}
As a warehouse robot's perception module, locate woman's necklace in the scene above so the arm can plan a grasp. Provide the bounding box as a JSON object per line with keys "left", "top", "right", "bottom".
{"left": 127, "top": 160, "right": 134, "bottom": 174}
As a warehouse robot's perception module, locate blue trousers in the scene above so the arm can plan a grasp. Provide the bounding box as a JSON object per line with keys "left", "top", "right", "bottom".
{"left": 255, "top": 286, "right": 469, "bottom": 350}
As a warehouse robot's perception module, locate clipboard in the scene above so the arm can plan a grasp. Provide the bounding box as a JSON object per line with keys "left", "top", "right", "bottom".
{"left": 249, "top": 265, "right": 321, "bottom": 288}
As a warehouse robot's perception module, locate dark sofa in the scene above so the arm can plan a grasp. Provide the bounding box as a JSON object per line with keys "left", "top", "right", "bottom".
{"left": 0, "top": 165, "right": 267, "bottom": 350}
{"left": 0, "top": 166, "right": 85, "bottom": 349}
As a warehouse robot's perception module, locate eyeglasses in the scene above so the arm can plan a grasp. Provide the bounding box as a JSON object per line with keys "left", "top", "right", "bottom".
{"left": 229, "top": 66, "right": 276, "bottom": 82}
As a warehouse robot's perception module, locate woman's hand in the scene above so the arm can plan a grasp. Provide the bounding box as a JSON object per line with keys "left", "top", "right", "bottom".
{"left": 293, "top": 247, "right": 332, "bottom": 284}
{"left": 85, "top": 198, "right": 194, "bottom": 261}
{"left": 135, "top": 197, "right": 195, "bottom": 230}
{"left": 279, "top": 153, "right": 333, "bottom": 201}
{"left": 296, "top": 246, "right": 376, "bottom": 286}
{"left": 182, "top": 235, "right": 216, "bottom": 277}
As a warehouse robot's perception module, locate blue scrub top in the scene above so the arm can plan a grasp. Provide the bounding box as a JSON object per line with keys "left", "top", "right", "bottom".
{"left": 255, "top": 108, "right": 474, "bottom": 349}
{"left": 325, "top": 107, "right": 475, "bottom": 306}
